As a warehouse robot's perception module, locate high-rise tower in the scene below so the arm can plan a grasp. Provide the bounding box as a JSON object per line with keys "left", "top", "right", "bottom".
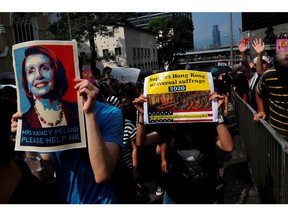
{"left": 212, "top": 25, "right": 221, "bottom": 48}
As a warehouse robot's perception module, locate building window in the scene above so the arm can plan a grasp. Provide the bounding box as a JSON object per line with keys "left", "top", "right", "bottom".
{"left": 115, "top": 47, "right": 121, "bottom": 56}
{"left": 13, "top": 13, "right": 34, "bottom": 44}
{"left": 103, "top": 49, "right": 109, "bottom": 57}
{"left": 133, "top": 48, "right": 136, "bottom": 57}
{"left": 153, "top": 49, "right": 156, "bottom": 57}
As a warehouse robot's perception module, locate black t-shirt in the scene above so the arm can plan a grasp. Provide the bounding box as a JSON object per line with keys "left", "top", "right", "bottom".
{"left": 155, "top": 123, "right": 219, "bottom": 203}
{"left": 231, "top": 73, "right": 249, "bottom": 99}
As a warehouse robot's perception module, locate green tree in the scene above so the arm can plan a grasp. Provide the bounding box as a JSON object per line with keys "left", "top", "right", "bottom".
{"left": 264, "top": 26, "right": 276, "bottom": 44}
{"left": 147, "top": 15, "right": 193, "bottom": 70}
{"left": 48, "top": 12, "right": 134, "bottom": 77}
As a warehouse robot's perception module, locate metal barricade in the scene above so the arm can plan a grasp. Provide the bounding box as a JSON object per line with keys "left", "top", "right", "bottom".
{"left": 234, "top": 92, "right": 288, "bottom": 203}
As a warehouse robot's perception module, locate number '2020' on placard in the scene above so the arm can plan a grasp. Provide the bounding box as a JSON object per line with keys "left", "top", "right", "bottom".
{"left": 143, "top": 70, "right": 218, "bottom": 124}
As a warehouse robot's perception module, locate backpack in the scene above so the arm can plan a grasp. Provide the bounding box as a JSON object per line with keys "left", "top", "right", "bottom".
{"left": 172, "top": 149, "right": 209, "bottom": 181}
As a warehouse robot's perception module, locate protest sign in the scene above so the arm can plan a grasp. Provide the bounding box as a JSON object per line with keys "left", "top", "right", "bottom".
{"left": 276, "top": 39, "right": 288, "bottom": 52}
{"left": 110, "top": 67, "right": 141, "bottom": 84}
{"left": 12, "top": 40, "right": 86, "bottom": 152}
{"left": 143, "top": 70, "right": 218, "bottom": 124}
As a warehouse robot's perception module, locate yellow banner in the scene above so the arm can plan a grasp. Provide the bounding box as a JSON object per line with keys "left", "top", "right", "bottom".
{"left": 146, "top": 70, "right": 210, "bottom": 94}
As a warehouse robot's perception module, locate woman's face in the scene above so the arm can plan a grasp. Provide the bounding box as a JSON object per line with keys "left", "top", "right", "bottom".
{"left": 25, "top": 54, "right": 54, "bottom": 97}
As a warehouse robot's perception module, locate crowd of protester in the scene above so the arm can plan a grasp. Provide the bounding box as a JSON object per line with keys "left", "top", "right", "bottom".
{"left": 276, "top": 32, "right": 288, "bottom": 39}
{"left": 2, "top": 35, "right": 288, "bottom": 204}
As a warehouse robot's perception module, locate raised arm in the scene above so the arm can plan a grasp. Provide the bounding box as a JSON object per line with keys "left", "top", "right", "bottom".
{"left": 209, "top": 92, "right": 234, "bottom": 152}
{"left": 133, "top": 95, "right": 163, "bottom": 146}
{"left": 74, "top": 78, "right": 122, "bottom": 183}
{"left": 252, "top": 38, "right": 265, "bottom": 75}
{"left": 215, "top": 122, "right": 234, "bottom": 152}
{"left": 238, "top": 39, "right": 254, "bottom": 79}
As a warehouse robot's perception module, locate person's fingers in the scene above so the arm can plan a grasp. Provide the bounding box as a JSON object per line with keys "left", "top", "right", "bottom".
{"left": 78, "top": 87, "right": 97, "bottom": 100}
{"left": 11, "top": 121, "right": 18, "bottom": 133}
{"left": 74, "top": 79, "right": 89, "bottom": 90}
{"left": 253, "top": 115, "right": 259, "bottom": 122}
{"left": 11, "top": 112, "right": 22, "bottom": 122}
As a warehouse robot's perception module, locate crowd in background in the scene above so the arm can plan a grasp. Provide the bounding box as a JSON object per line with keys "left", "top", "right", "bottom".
{"left": 2, "top": 36, "right": 288, "bottom": 204}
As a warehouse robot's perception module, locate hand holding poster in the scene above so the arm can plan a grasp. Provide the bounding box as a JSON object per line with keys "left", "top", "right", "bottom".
{"left": 12, "top": 40, "right": 86, "bottom": 152}
{"left": 143, "top": 70, "right": 218, "bottom": 124}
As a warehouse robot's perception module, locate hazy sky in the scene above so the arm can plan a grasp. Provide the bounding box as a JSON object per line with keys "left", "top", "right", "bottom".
{"left": 192, "top": 12, "right": 242, "bottom": 49}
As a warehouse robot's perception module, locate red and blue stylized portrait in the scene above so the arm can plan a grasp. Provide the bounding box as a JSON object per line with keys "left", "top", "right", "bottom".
{"left": 13, "top": 41, "right": 86, "bottom": 152}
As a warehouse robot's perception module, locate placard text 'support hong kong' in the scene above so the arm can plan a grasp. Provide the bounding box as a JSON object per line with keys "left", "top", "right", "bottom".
{"left": 143, "top": 70, "right": 218, "bottom": 124}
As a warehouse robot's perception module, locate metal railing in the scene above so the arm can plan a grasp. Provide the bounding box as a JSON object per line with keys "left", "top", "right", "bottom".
{"left": 234, "top": 92, "right": 288, "bottom": 203}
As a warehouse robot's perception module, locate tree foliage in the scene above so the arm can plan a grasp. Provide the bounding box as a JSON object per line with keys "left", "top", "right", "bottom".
{"left": 264, "top": 26, "right": 276, "bottom": 44}
{"left": 47, "top": 12, "right": 134, "bottom": 77}
{"left": 147, "top": 15, "right": 193, "bottom": 70}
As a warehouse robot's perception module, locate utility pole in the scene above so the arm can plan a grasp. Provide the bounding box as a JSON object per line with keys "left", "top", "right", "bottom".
{"left": 229, "top": 12, "right": 234, "bottom": 69}
{"left": 67, "top": 13, "right": 72, "bottom": 40}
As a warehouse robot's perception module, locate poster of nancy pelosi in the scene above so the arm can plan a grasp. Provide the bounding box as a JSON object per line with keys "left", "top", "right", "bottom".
{"left": 12, "top": 40, "right": 86, "bottom": 152}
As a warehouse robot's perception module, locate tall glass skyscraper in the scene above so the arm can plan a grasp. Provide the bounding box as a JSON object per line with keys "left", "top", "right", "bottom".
{"left": 212, "top": 25, "right": 221, "bottom": 47}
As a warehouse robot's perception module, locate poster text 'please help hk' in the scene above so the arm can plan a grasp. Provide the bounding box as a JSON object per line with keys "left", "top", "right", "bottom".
{"left": 12, "top": 40, "right": 86, "bottom": 152}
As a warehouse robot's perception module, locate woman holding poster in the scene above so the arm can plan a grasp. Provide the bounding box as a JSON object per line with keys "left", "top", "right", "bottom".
{"left": 21, "top": 45, "right": 79, "bottom": 129}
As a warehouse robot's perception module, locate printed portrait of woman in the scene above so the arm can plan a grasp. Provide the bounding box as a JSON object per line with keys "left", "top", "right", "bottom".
{"left": 21, "top": 45, "right": 79, "bottom": 129}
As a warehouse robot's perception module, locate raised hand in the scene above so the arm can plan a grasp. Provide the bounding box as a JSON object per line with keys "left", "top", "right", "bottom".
{"left": 238, "top": 38, "right": 248, "bottom": 53}
{"left": 132, "top": 95, "right": 147, "bottom": 115}
{"left": 209, "top": 92, "right": 225, "bottom": 109}
{"left": 74, "top": 79, "right": 99, "bottom": 114}
{"left": 252, "top": 38, "right": 265, "bottom": 55}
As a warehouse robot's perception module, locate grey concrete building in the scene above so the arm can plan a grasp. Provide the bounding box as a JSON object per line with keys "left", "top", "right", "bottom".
{"left": 79, "top": 25, "right": 158, "bottom": 73}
